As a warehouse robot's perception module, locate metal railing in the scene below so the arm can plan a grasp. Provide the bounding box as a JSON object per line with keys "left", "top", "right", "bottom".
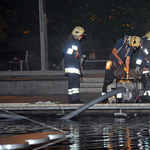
{"left": 61, "top": 59, "right": 107, "bottom": 70}
{"left": 84, "top": 60, "right": 107, "bottom": 63}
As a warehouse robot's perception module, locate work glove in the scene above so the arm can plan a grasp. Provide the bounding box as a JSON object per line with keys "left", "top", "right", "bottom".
{"left": 135, "top": 66, "right": 141, "bottom": 76}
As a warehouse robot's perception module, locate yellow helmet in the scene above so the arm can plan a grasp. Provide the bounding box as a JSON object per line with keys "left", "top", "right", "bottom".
{"left": 129, "top": 36, "right": 141, "bottom": 49}
{"left": 72, "top": 26, "right": 85, "bottom": 37}
{"left": 145, "top": 31, "right": 150, "bottom": 39}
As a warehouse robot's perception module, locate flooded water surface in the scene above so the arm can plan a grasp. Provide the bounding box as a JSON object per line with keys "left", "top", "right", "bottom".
{"left": 1, "top": 113, "right": 150, "bottom": 149}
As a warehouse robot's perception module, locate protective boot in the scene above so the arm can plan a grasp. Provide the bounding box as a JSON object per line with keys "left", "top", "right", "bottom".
{"left": 102, "top": 80, "right": 112, "bottom": 93}
{"left": 101, "top": 80, "right": 112, "bottom": 103}
{"left": 141, "top": 73, "right": 150, "bottom": 102}
{"left": 147, "top": 85, "right": 150, "bottom": 102}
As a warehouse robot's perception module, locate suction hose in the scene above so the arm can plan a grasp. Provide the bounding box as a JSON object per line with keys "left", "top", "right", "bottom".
{"left": 60, "top": 88, "right": 126, "bottom": 120}
{"left": 0, "top": 112, "right": 27, "bottom": 119}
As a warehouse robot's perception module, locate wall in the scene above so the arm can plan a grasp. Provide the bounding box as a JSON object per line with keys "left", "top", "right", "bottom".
{"left": 0, "top": 80, "right": 68, "bottom": 95}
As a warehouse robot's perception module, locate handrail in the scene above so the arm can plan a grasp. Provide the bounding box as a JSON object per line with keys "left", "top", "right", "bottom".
{"left": 85, "top": 60, "right": 107, "bottom": 62}
{"left": 61, "top": 59, "right": 107, "bottom": 70}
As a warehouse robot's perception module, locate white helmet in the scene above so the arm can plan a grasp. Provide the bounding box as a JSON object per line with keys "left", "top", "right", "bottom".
{"left": 129, "top": 36, "right": 141, "bottom": 49}
{"left": 72, "top": 26, "right": 85, "bottom": 37}
{"left": 145, "top": 31, "right": 150, "bottom": 39}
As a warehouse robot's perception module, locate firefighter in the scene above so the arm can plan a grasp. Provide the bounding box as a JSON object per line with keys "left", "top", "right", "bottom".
{"left": 62, "top": 26, "right": 86, "bottom": 104}
{"left": 135, "top": 32, "right": 150, "bottom": 101}
{"left": 102, "top": 35, "right": 141, "bottom": 103}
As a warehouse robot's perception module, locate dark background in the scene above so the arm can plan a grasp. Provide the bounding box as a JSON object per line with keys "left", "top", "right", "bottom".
{"left": 0, "top": 0, "right": 150, "bottom": 70}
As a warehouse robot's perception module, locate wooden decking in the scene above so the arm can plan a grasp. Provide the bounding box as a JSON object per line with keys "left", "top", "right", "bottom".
{"left": 1, "top": 103, "right": 150, "bottom": 114}
{"left": 0, "top": 131, "right": 67, "bottom": 150}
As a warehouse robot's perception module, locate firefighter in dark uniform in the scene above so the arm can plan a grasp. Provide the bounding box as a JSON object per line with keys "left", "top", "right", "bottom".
{"left": 135, "top": 32, "right": 150, "bottom": 101}
{"left": 102, "top": 35, "right": 141, "bottom": 102}
{"left": 62, "top": 26, "right": 86, "bottom": 104}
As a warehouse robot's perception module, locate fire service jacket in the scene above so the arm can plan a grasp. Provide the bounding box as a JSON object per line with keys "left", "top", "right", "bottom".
{"left": 136, "top": 37, "right": 150, "bottom": 68}
{"left": 62, "top": 35, "right": 82, "bottom": 75}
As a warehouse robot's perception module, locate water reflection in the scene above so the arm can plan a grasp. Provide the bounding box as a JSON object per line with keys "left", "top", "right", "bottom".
{"left": 69, "top": 124, "right": 80, "bottom": 150}
{"left": 1, "top": 114, "right": 150, "bottom": 149}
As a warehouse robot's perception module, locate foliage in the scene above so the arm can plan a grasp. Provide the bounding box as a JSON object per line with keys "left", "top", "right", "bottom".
{"left": 0, "top": 0, "right": 150, "bottom": 70}
{"left": 0, "top": 4, "right": 8, "bottom": 43}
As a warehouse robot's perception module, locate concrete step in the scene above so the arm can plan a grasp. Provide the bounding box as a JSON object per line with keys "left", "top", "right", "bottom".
{"left": 81, "top": 78, "right": 104, "bottom": 83}
{"left": 80, "top": 88, "right": 102, "bottom": 93}
{"left": 80, "top": 82, "right": 103, "bottom": 88}
{"left": 81, "top": 77, "right": 117, "bottom": 83}
{"left": 80, "top": 77, "right": 116, "bottom": 93}
{"left": 80, "top": 78, "right": 103, "bottom": 93}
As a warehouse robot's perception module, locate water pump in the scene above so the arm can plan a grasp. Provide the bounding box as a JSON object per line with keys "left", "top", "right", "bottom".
{"left": 107, "top": 77, "right": 144, "bottom": 103}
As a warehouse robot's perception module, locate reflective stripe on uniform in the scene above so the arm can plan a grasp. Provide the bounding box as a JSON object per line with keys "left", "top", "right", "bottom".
{"left": 142, "top": 71, "right": 149, "bottom": 74}
{"left": 143, "top": 91, "right": 146, "bottom": 95}
{"left": 68, "top": 89, "right": 72, "bottom": 95}
{"left": 101, "top": 92, "right": 106, "bottom": 95}
{"left": 136, "top": 59, "right": 142, "bottom": 65}
{"left": 67, "top": 48, "right": 73, "bottom": 54}
{"left": 143, "top": 48, "right": 149, "bottom": 55}
{"left": 68, "top": 88, "right": 79, "bottom": 95}
{"left": 72, "top": 88, "right": 79, "bottom": 94}
{"left": 116, "top": 93, "right": 122, "bottom": 98}
{"left": 67, "top": 45, "right": 78, "bottom": 55}
{"left": 148, "top": 90, "right": 150, "bottom": 96}
{"left": 65, "top": 68, "right": 80, "bottom": 74}
{"left": 143, "top": 90, "right": 150, "bottom": 96}
{"left": 72, "top": 45, "right": 78, "bottom": 51}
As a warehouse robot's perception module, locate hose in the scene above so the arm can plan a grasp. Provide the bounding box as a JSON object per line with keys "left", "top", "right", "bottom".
{"left": 1, "top": 110, "right": 67, "bottom": 133}
{"left": 0, "top": 111, "right": 27, "bottom": 119}
{"left": 60, "top": 87, "right": 126, "bottom": 120}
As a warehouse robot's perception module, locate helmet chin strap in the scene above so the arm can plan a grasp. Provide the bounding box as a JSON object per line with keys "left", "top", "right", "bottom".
{"left": 73, "top": 35, "right": 78, "bottom": 40}
{"left": 126, "top": 38, "right": 129, "bottom": 45}
{"left": 73, "top": 34, "right": 82, "bottom": 41}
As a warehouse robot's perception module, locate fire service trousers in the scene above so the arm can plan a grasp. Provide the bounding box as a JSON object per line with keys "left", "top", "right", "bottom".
{"left": 102, "top": 60, "right": 118, "bottom": 94}
{"left": 141, "top": 70, "right": 150, "bottom": 101}
{"left": 68, "top": 73, "right": 80, "bottom": 103}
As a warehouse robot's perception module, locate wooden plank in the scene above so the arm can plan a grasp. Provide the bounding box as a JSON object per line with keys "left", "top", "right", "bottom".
{"left": 0, "top": 131, "right": 66, "bottom": 149}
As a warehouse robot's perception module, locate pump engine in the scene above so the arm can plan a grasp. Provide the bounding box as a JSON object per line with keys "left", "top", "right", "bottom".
{"left": 107, "top": 77, "right": 144, "bottom": 103}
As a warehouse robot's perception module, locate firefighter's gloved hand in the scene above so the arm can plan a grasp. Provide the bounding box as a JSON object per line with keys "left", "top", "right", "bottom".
{"left": 135, "top": 66, "right": 141, "bottom": 75}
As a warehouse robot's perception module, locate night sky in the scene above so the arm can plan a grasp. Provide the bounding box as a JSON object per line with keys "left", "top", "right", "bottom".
{"left": 0, "top": 0, "right": 150, "bottom": 69}
{"left": 1, "top": 0, "right": 150, "bottom": 46}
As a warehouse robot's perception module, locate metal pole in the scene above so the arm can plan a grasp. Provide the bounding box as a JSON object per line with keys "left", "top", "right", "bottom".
{"left": 39, "top": 0, "right": 48, "bottom": 70}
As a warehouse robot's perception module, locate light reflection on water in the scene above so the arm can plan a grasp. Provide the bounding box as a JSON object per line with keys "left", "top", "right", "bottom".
{"left": 1, "top": 114, "right": 150, "bottom": 149}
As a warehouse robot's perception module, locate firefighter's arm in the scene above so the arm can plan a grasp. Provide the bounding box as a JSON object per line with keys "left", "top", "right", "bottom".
{"left": 136, "top": 48, "right": 143, "bottom": 67}
{"left": 112, "top": 48, "right": 123, "bottom": 65}
{"left": 125, "top": 56, "right": 130, "bottom": 78}
{"left": 135, "top": 49, "right": 143, "bottom": 76}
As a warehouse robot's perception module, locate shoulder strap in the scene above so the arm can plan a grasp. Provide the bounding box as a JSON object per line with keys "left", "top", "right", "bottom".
{"left": 125, "top": 47, "right": 131, "bottom": 57}
{"left": 117, "top": 38, "right": 126, "bottom": 53}
{"left": 117, "top": 38, "right": 131, "bottom": 58}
